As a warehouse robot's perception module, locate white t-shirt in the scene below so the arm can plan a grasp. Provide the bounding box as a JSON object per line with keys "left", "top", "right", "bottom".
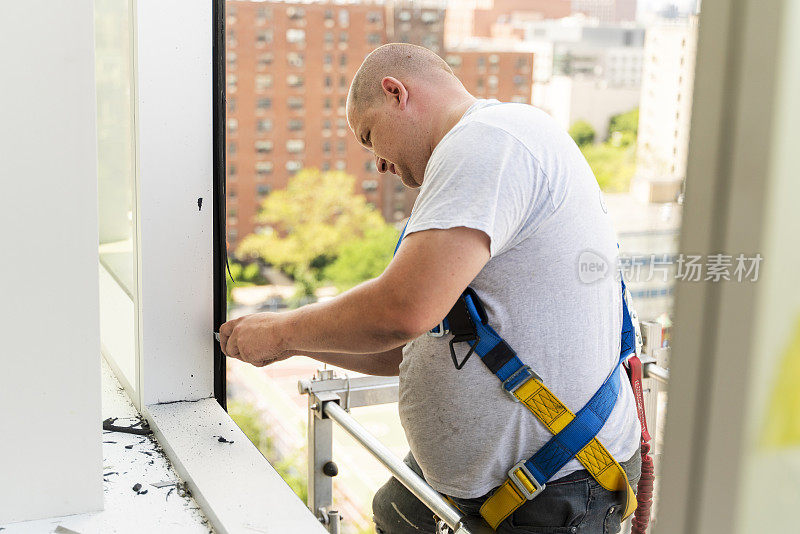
{"left": 397, "top": 99, "right": 640, "bottom": 499}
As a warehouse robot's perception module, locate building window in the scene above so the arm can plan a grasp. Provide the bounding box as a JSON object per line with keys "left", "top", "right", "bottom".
{"left": 445, "top": 55, "right": 462, "bottom": 68}
{"left": 227, "top": 97, "right": 236, "bottom": 112}
{"left": 367, "top": 33, "right": 382, "bottom": 46}
{"left": 257, "top": 97, "right": 272, "bottom": 110}
{"left": 421, "top": 11, "right": 439, "bottom": 24}
{"left": 286, "top": 160, "right": 303, "bottom": 173}
{"left": 228, "top": 142, "right": 237, "bottom": 155}
{"left": 257, "top": 119, "right": 273, "bottom": 132}
{"left": 287, "top": 29, "right": 306, "bottom": 44}
{"left": 226, "top": 73, "right": 237, "bottom": 91}
{"left": 339, "top": 75, "right": 347, "bottom": 89}
{"left": 227, "top": 52, "right": 237, "bottom": 68}
{"left": 255, "top": 74, "right": 273, "bottom": 91}
{"left": 227, "top": 28, "right": 236, "bottom": 47}
{"left": 339, "top": 32, "right": 348, "bottom": 43}
{"left": 256, "top": 29, "right": 273, "bottom": 46}
{"left": 257, "top": 184, "right": 272, "bottom": 196}
{"left": 323, "top": 119, "right": 332, "bottom": 132}
{"left": 487, "top": 75, "right": 499, "bottom": 90}
{"left": 322, "top": 141, "right": 331, "bottom": 154}
{"left": 227, "top": 118, "right": 238, "bottom": 133}
{"left": 324, "top": 32, "right": 334, "bottom": 45}
{"left": 367, "top": 11, "right": 382, "bottom": 24}
{"left": 257, "top": 6, "right": 271, "bottom": 19}
{"left": 398, "top": 10, "right": 411, "bottom": 22}
{"left": 325, "top": 9, "right": 334, "bottom": 20}
{"left": 335, "top": 160, "right": 346, "bottom": 170}
{"left": 288, "top": 118, "right": 304, "bottom": 131}
{"left": 337, "top": 140, "right": 346, "bottom": 154}
{"left": 338, "top": 10, "right": 349, "bottom": 28}
{"left": 324, "top": 98, "right": 332, "bottom": 110}
{"left": 287, "top": 6, "right": 305, "bottom": 20}
{"left": 288, "top": 96, "right": 304, "bottom": 110}
{"left": 364, "top": 160, "right": 377, "bottom": 172}
{"left": 336, "top": 118, "right": 347, "bottom": 131}
{"left": 287, "top": 74, "right": 304, "bottom": 88}
{"left": 325, "top": 75, "right": 332, "bottom": 88}
{"left": 489, "top": 54, "right": 500, "bottom": 66}
{"left": 287, "top": 52, "right": 304, "bottom": 68}
{"left": 286, "top": 139, "right": 305, "bottom": 153}
{"left": 258, "top": 53, "right": 273, "bottom": 69}
{"left": 255, "top": 140, "right": 273, "bottom": 154}
{"left": 324, "top": 54, "right": 333, "bottom": 65}
{"left": 322, "top": 161, "right": 331, "bottom": 171}
{"left": 228, "top": 164, "right": 237, "bottom": 177}
{"left": 256, "top": 161, "right": 273, "bottom": 175}
{"left": 339, "top": 54, "right": 347, "bottom": 67}
{"left": 362, "top": 179, "right": 379, "bottom": 192}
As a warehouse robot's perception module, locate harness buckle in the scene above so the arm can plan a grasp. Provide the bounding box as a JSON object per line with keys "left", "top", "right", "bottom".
{"left": 502, "top": 365, "right": 540, "bottom": 401}
{"left": 507, "top": 461, "right": 545, "bottom": 501}
{"left": 427, "top": 321, "right": 449, "bottom": 338}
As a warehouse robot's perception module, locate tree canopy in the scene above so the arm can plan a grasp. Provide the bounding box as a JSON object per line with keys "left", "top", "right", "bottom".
{"left": 235, "top": 168, "right": 398, "bottom": 296}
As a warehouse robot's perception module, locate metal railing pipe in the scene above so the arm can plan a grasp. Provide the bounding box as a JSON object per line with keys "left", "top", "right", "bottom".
{"left": 643, "top": 362, "right": 670, "bottom": 384}
{"left": 322, "top": 401, "right": 467, "bottom": 531}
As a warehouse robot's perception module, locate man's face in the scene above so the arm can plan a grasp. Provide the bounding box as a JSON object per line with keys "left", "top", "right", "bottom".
{"left": 349, "top": 100, "right": 424, "bottom": 189}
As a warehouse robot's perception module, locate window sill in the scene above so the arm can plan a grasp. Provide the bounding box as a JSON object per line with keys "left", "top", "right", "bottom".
{"left": 143, "top": 399, "right": 326, "bottom": 534}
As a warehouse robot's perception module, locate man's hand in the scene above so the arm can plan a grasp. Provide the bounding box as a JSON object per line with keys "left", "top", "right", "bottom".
{"left": 219, "top": 312, "right": 291, "bottom": 367}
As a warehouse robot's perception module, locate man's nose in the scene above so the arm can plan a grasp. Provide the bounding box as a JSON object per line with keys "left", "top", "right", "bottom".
{"left": 376, "top": 155, "right": 388, "bottom": 174}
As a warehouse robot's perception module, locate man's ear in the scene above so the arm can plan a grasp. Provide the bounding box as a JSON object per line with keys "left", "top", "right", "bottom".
{"left": 381, "top": 76, "right": 408, "bottom": 110}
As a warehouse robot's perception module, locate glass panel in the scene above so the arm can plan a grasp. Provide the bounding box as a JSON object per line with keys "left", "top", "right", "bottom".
{"left": 95, "top": 0, "right": 139, "bottom": 393}
{"left": 737, "top": 1, "right": 800, "bottom": 529}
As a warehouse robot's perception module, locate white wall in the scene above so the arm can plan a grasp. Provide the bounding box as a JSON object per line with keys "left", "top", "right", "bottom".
{"left": 135, "top": 1, "right": 215, "bottom": 406}
{"left": 0, "top": 0, "right": 102, "bottom": 523}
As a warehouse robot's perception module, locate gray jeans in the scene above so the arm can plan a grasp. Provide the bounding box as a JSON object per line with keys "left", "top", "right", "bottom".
{"left": 373, "top": 449, "right": 641, "bottom": 534}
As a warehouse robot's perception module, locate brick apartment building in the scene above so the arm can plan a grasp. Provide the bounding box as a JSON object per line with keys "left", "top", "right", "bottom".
{"left": 225, "top": 0, "right": 534, "bottom": 249}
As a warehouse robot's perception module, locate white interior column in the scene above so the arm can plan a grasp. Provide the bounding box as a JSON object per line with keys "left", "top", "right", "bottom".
{"left": 0, "top": 0, "right": 103, "bottom": 522}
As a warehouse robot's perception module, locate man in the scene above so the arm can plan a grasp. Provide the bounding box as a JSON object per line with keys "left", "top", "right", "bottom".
{"left": 219, "top": 43, "right": 641, "bottom": 533}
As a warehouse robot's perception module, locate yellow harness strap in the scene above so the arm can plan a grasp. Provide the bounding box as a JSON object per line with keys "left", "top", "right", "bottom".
{"left": 479, "top": 377, "right": 636, "bottom": 530}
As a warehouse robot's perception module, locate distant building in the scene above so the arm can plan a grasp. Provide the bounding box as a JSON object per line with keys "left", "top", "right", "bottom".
{"left": 522, "top": 17, "right": 645, "bottom": 86}
{"left": 444, "top": 0, "right": 571, "bottom": 47}
{"left": 524, "top": 17, "right": 644, "bottom": 140}
{"left": 225, "top": 0, "right": 534, "bottom": 247}
{"left": 386, "top": 0, "right": 447, "bottom": 55}
{"left": 633, "top": 16, "right": 698, "bottom": 202}
{"left": 537, "top": 75, "right": 640, "bottom": 138}
{"left": 571, "top": 0, "right": 638, "bottom": 24}
{"left": 225, "top": 1, "right": 388, "bottom": 247}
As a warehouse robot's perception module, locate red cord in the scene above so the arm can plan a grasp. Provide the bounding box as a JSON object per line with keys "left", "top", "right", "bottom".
{"left": 631, "top": 440, "right": 655, "bottom": 534}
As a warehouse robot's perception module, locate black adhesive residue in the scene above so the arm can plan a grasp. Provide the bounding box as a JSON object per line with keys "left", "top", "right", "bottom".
{"left": 197, "top": 197, "right": 203, "bottom": 211}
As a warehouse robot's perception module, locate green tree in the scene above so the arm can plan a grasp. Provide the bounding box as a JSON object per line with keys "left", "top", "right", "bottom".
{"left": 608, "top": 108, "right": 639, "bottom": 137}
{"left": 227, "top": 399, "right": 308, "bottom": 503}
{"left": 581, "top": 143, "right": 637, "bottom": 193}
{"left": 569, "top": 120, "right": 596, "bottom": 147}
{"left": 236, "top": 168, "right": 391, "bottom": 297}
{"left": 323, "top": 223, "right": 399, "bottom": 291}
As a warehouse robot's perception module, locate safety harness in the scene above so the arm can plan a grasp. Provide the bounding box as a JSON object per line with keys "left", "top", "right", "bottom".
{"left": 394, "top": 220, "right": 654, "bottom": 531}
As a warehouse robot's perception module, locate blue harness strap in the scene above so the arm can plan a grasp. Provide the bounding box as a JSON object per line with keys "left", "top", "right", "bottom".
{"left": 392, "top": 218, "right": 636, "bottom": 490}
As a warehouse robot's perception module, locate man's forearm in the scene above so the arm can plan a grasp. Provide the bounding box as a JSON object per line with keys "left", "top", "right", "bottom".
{"left": 293, "top": 345, "right": 404, "bottom": 376}
{"left": 280, "top": 277, "right": 420, "bottom": 355}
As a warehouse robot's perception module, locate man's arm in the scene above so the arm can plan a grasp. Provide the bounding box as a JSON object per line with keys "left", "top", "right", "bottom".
{"left": 219, "top": 226, "right": 491, "bottom": 367}
{"left": 292, "top": 345, "right": 404, "bottom": 376}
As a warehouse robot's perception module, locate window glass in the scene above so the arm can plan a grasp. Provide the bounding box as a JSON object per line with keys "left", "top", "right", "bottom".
{"left": 95, "top": 0, "right": 139, "bottom": 391}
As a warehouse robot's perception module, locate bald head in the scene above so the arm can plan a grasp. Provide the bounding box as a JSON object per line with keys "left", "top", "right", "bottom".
{"left": 347, "top": 43, "right": 456, "bottom": 117}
